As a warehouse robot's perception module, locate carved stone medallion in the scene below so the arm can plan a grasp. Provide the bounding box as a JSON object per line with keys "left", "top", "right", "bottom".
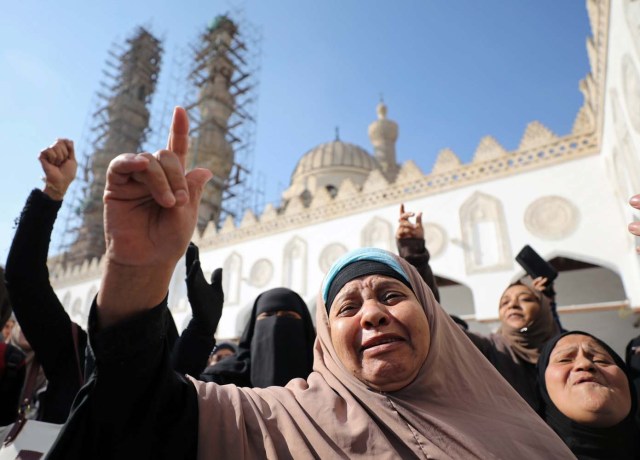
{"left": 524, "top": 196, "right": 579, "bottom": 240}
{"left": 319, "top": 243, "right": 348, "bottom": 273}
{"left": 423, "top": 223, "right": 447, "bottom": 258}
{"left": 249, "top": 258, "right": 273, "bottom": 288}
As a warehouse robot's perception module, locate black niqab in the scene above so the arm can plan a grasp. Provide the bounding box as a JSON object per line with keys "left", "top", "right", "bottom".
{"left": 537, "top": 331, "right": 640, "bottom": 460}
{"left": 200, "top": 287, "right": 315, "bottom": 388}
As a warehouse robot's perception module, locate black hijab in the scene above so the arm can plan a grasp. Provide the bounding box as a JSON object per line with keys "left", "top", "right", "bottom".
{"left": 200, "top": 287, "right": 315, "bottom": 388}
{"left": 537, "top": 331, "right": 640, "bottom": 460}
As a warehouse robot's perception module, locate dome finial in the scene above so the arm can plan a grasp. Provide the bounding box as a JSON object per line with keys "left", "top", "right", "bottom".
{"left": 376, "top": 95, "right": 387, "bottom": 120}
{"left": 335, "top": 126, "right": 340, "bottom": 141}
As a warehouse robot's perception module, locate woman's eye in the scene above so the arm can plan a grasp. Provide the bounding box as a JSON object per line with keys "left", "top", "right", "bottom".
{"left": 382, "top": 292, "right": 402, "bottom": 302}
{"left": 338, "top": 304, "right": 357, "bottom": 316}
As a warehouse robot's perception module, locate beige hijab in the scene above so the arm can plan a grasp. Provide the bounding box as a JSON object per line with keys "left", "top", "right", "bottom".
{"left": 193, "top": 253, "right": 573, "bottom": 459}
{"left": 496, "top": 279, "right": 560, "bottom": 364}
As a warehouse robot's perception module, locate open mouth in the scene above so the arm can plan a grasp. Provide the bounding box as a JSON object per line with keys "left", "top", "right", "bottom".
{"left": 360, "top": 335, "right": 405, "bottom": 353}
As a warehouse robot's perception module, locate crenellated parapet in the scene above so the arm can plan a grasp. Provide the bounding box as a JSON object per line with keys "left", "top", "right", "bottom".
{"left": 572, "top": 0, "right": 609, "bottom": 137}
{"left": 190, "top": 129, "right": 599, "bottom": 250}
{"left": 50, "top": 256, "right": 104, "bottom": 289}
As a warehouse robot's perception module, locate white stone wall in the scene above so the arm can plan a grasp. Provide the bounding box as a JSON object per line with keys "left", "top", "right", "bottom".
{"left": 599, "top": 0, "right": 640, "bottom": 307}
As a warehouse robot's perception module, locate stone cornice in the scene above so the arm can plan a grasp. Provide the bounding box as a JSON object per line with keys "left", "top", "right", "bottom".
{"left": 194, "top": 131, "right": 599, "bottom": 251}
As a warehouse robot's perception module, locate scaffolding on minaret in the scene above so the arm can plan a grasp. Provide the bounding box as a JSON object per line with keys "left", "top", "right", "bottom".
{"left": 57, "top": 27, "right": 163, "bottom": 266}
{"left": 183, "top": 10, "right": 263, "bottom": 233}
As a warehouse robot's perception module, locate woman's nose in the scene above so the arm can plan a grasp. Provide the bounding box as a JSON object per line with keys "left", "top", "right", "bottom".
{"left": 573, "top": 353, "right": 596, "bottom": 372}
{"left": 506, "top": 299, "right": 521, "bottom": 310}
{"left": 360, "top": 301, "right": 389, "bottom": 328}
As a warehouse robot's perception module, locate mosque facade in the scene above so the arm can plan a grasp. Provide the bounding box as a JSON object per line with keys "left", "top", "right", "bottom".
{"left": 49, "top": 0, "right": 640, "bottom": 354}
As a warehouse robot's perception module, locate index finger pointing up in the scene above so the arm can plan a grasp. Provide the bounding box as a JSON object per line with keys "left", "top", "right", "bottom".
{"left": 167, "top": 106, "right": 190, "bottom": 167}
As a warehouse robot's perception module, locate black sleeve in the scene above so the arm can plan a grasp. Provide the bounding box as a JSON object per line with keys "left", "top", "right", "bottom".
{"left": 464, "top": 331, "right": 494, "bottom": 361}
{"left": 0, "top": 344, "right": 26, "bottom": 425}
{"left": 396, "top": 237, "right": 440, "bottom": 302}
{"left": 5, "top": 189, "right": 88, "bottom": 422}
{"left": 170, "top": 323, "right": 214, "bottom": 378}
{"left": 47, "top": 299, "right": 199, "bottom": 460}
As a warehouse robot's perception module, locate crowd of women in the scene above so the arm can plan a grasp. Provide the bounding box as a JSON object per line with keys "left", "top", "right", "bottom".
{"left": 1, "top": 107, "right": 640, "bottom": 458}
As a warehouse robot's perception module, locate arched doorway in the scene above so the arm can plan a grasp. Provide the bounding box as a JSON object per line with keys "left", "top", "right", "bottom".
{"left": 435, "top": 275, "right": 494, "bottom": 335}
{"left": 545, "top": 256, "right": 633, "bottom": 355}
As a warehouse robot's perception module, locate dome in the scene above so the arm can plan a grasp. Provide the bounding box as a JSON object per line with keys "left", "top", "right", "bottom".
{"left": 282, "top": 140, "right": 380, "bottom": 201}
{"left": 291, "top": 140, "right": 378, "bottom": 181}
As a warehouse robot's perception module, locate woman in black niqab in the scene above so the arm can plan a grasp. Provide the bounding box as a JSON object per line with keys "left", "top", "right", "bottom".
{"left": 200, "top": 287, "right": 315, "bottom": 388}
{"left": 537, "top": 331, "right": 640, "bottom": 460}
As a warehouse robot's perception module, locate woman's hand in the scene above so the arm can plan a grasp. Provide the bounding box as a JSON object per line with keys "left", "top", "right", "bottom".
{"left": 97, "top": 107, "right": 213, "bottom": 327}
{"left": 396, "top": 203, "right": 424, "bottom": 240}
{"left": 628, "top": 195, "right": 640, "bottom": 253}
{"left": 531, "top": 276, "right": 556, "bottom": 300}
{"left": 39, "top": 138, "right": 77, "bottom": 200}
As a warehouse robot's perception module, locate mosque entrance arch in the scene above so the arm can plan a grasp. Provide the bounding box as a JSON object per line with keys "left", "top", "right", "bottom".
{"left": 434, "top": 275, "right": 475, "bottom": 317}
{"left": 433, "top": 275, "right": 496, "bottom": 335}
{"left": 526, "top": 255, "right": 633, "bottom": 356}
{"left": 546, "top": 256, "right": 626, "bottom": 306}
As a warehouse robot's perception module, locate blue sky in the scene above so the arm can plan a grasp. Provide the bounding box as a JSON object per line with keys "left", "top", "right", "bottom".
{"left": 0, "top": 1, "right": 590, "bottom": 261}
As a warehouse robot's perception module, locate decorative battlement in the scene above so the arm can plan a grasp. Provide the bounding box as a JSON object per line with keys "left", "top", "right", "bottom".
{"left": 193, "top": 130, "right": 598, "bottom": 249}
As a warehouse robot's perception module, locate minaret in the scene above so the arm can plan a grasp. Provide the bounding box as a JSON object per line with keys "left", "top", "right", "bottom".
{"left": 368, "top": 99, "right": 399, "bottom": 180}
{"left": 188, "top": 16, "right": 238, "bottom": 232}
{"left": 69, "top": 27, "right": 162, "bottom": 265}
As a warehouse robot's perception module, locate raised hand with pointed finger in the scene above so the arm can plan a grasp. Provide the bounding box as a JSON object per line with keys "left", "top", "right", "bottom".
{"left": 396, "top": 203, "right": 424, "bottom": 240}
{"left": 98, "top": 107, "right": 213, "bottom": 327}
{"left": 102, "top": 107, "right": 211, "bottom": 270}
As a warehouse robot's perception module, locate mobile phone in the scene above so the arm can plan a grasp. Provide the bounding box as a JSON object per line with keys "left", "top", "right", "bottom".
{"left": 515, "top": 245, "right": 558, "bottom": 283}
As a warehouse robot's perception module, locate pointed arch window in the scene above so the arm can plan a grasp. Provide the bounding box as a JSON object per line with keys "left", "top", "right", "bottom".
{"left": 223, "top": 252, "right": 243, "bottom": 305}
{"left": 283, "top": 237, "right": 307, "bottom": 296}
{"left": 460, "top": 192, "right": 512, "bottom": 273}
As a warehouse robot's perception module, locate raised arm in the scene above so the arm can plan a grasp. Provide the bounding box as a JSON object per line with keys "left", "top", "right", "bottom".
{"left": 48, "top": 108, "right": 210, "bottom": 459}
{"left": 171, "top": 242, "right": 224, "bottom": 377}
{"left": 97, "top": 107, "right": 212, "bottom": 327}
{"left": 530, "top": 276, "right": 564, "bottom": 332}
{"left": 395, "top": 204, "right": 440, "bottom": 302}
{"left": 4, "top": 139, "right": 88, "bottom": 422}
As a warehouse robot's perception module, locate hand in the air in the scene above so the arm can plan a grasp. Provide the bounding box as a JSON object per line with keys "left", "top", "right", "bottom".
{"left": 39, "top": 138, "right": 77, "bottom": 200}
{"left": 102, "top": 107, "right": 212, "bottom": 270}
{"left": 185, "top": 242, "right": 224, "bottom": 335}
{"left": 97, "top": 107, "right": 213, "bottom": 327}
{"left": 396, "top": 203, "right": 424, "bottom": 240}
{"left": 628, "top": 195, "right": 640, "bottom": 253}
{"left": 531, "top": 276, "right": 556, "bottom": 299}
